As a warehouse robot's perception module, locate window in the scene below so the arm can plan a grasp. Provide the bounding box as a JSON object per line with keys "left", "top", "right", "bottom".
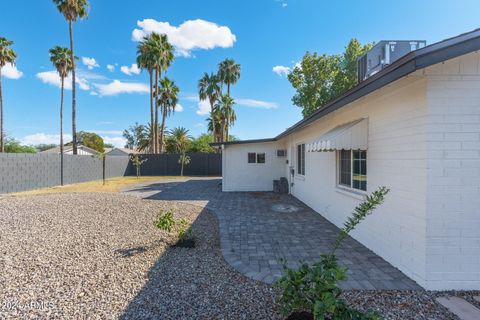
{"left": 257, "top": 153, "right": 265, "bottom": 164}
{"left": 338, "top": 150, "right": 367, "bottom": 191}
{"left": 297, "top": 144, "right": 305, "bottom": 175}
{"left": 248, "top": 152, "right": 265, "bottom": 164}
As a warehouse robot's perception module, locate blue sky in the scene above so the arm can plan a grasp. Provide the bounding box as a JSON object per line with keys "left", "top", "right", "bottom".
{"left": 1, "top": 0, "right": 480, "bottom": 147}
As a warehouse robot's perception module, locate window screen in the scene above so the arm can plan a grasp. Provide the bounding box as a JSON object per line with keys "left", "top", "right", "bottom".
{"left": 338, "top": 150, "right": 367, "bottom": 191}
{"left": 257, "top": 153, "right": 265, "bottom": 164}
{"left": 248, "top": 153, "right": 256, "bottom": 163}
{"left": 297, "top": 144, "right": 305, "bottom": 175}
{"left": 352, "top": 150, "right": 367, "bottom": 191}
{"left": 339, "top": 150, "right": 351, "bottom": 186}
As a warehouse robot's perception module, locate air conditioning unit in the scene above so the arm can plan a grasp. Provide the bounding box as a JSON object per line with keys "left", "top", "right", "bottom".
{"left": 357, "top": 40, "right": 426, "bottom": 82}
{"left": 276, "top": 149, "right": 287, "bottom": 157}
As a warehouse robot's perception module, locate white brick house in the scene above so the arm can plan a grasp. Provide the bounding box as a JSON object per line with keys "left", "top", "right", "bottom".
{"left": 213, "top": 29, "right": 480, "bottom": 290}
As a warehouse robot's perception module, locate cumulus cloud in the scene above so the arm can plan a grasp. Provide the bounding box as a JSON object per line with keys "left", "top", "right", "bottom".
{"left": 272, "top": 65, "right": 291, "bottom": 77}
{"left": 107, "top": 64, "right": 115, "bottom": 72}
{"left": 237, "top": 99, "right": 278, "bottom": 109}
{"left": 132, "top": 19, "right": 236, "bottom": 57}
{"left": 120, "top": 63, "right": 141, "bottom": 76}
{"left": 82, "top": 57, "right": 99, "bottom": 70}
{"left": 196, "top": 100, "right": 211, "bottom": 116}
{"left": 93, "top": 80, "right": 149, "bottom": 96}
{"left": 1, "top": 63, "right": 23, "bottom": 79}
{"left": 21, "top": 133, "right": 72, "bottom": 146}
{"left": 175, "top": 104, "right": 184, "bottom": 112}
{"left": 36, "top": 70, "right": 90, "bottom": 91}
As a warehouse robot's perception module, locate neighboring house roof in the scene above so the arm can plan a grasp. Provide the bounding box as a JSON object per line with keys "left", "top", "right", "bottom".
{"left": 41, "top": 145, "right": 100, "bottom": 154}
{"left": 212, "top": 28, "right": 480, "bottom": 147}
{"left": 105, "top": 147, "right": 139, "bottom": 155}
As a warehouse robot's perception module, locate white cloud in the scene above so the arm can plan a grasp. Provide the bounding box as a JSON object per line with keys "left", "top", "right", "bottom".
{"left": 282, "top": 2, "right": 288, "bottom": 7}
{"left": 196, "top": 100, "right": 211, "bottom": 116}
{"left": 93, "top": 80, "right": 149, "bottom": 96}
{"left": 132, "top": 19, "right": 236, "bottom": 57}
{"left": 272, "top": 65, "right": 291, "bottom": 77}
{"left": 175, "top": 103, "right": 184, "bottom": 112}
{"left": 21, "top": 133, "right": 72, "bottom": 146}
{"left": 90, "top": 91, "right": 98, "bottom": 96}
{"left": 236, "top": 99, "right": 278, "bottom": 109}
{"left": 103, "top": 136, "right": 126, "bottom": 148}
{"left": 1, "top": 63, "right": 23, "bottom": 79}
{"left": 89, "top": 130, "right": 123, "bottom": 135}
{"left": 107, "top": 64, "right": 115, "bottom": 72}
{"left": 36, "top": 70, "right": 90, "bottom": 91}
{"left": 120, "top": 63, "right": 141, "bottom": 76}
{"left": 82, "top": 57, "right": 99, "bottom": 70}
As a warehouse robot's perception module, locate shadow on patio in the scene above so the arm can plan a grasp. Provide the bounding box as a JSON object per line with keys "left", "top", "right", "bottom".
{"left": 123, "top": 178, "right": 421, "bottom": 291}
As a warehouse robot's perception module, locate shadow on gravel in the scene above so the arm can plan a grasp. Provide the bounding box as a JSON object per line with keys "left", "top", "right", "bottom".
{"left": 114, "top": 239, "right": 169, "bottom": 258}
{"left": 118, "top": 206, "right": 279, "bottom": 320}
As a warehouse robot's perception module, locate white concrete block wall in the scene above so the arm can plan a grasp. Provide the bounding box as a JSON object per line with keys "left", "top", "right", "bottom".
{"left": 424, "top": 52, "right": 480, "bottom": 290}
{"left": 280, "top": 75, "right": 429, "bottom": 286}
{"left": 223, "top": 142, "right": 286, "bottom": 191}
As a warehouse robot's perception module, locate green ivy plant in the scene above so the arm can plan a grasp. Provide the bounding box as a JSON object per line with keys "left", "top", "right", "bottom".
{"left": 276, "top": 186, "right": 389, "bottom": 320}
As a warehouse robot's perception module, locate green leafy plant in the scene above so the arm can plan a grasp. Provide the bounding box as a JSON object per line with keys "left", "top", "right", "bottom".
{"left": 155, "top": 209, "right": 176, "bottom": 232}
{"left": 276, "top": 186, "right": 389, "bottom": 320}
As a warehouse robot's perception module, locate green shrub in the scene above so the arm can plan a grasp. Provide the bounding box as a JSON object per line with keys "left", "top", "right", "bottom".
{"left": 155, "top": 209, "right": 176, "bottom": 232}
{"left": 276, "top": 186, "right": 389, "bottom": 320}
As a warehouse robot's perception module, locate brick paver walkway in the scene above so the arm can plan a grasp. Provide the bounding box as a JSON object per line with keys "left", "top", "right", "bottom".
{"left": 124, "top": 178, "right": 420, "bottom": 290}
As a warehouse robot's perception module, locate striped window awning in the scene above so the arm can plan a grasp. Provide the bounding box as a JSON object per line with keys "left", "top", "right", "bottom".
{"left": 307, "top": 118, "right": 368, "bottom": 152}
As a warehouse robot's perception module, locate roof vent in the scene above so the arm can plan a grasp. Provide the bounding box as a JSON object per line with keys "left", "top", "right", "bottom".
{"left": 357, "top": 40, "right": 426, "bottom": 82}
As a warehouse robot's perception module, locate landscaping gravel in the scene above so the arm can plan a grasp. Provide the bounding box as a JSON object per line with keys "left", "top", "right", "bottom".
{"left": 0, "top": 193, "right": 279, "bottom": 319}
{"left": 0, "top": 192, "right": 467, "bottom": 320}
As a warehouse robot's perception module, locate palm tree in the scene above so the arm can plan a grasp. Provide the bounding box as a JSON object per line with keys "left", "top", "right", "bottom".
{"left": 149, "top": 33, "right": 174, "bottom": 153}
{"left": 218, "top": 58, "right": 241, "bottom": 97}
{"left": 136, "top": 36, "right": 156, "bottom": 153}
{"left": 206, "top": 109, "right": 222, "bottom": 142}
{"left": 53, "top": 0, "right": 89, "bottom": 155}
{"left": 215, "top": 95, "right": 236, "bottom": 142}
{"left": 157, "top": 77, "right": 179, "bottom": 153}
{"left": 168, "top": 127, "right": 191, "bottom": 176}
{"left": 198, "top": 72, "right": 221, "bottom": 142}
{"left": 49, "top": 46, "right": 74, "bottom": 186}
{"left": 0, "top": 37, "right": 17, "bottom": 153}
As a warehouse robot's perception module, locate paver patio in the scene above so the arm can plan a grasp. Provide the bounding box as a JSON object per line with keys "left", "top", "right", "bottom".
{"left": 124, "top": 178, "right": 420, "bottom": 290}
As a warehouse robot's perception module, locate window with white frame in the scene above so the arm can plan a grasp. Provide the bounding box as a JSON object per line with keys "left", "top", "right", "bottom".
{"left": 247, "top": 152, "right": 266, "bottom": 164}
{"left": 297, "top": 144, "right": 305, "bottom": 175}
{"left": 338, "top": 150, "right": 367, "bottom": 191}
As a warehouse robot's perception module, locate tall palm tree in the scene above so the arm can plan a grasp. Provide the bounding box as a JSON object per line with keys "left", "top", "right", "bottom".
{"left": 157, "top": 77, "right": 179, "bottom": 153}
{"left": 49, "top": 46, "right": 74, "bottom": 186}
{"left": 198, "top": 72, "right": 221, "bottom": 142}
{"left": 0, "top": 37, "right": 16, "bottom": 153}
{"left": 218, "top": 58, "right": 241, "bottom": 97}
{"left": 215, "top": 95, "right": 236, "bottom": 142}
{"left": 136, "top": 36, "right": 156, "bottom": 153}
{"left": 53, "top": 0, "right": 89, "bottom": 155}
{"left": 149, "top": 33, "right": 174, "bottom": 153}
{"left": 206, "top": 109, "right": 222, "bottom": 142}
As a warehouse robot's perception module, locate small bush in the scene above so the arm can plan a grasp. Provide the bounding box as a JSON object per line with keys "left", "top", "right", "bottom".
{"left": 154, "top": 210, "right": 195, "bottom": 248}
{"left": 155, "top": 209, "right": 176, "bottom": 232}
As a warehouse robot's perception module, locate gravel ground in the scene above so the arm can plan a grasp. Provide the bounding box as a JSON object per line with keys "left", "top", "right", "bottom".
{"left": 0, "top": 192, "right": 471, "bottom": 320}
{"left": 0, "top": 193, "right": 279, "bottom": 319}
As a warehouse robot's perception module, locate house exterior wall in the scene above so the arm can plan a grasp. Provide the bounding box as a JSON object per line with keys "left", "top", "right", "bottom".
{"left": 220, "top": 52, "right": 480, "bottom": 290}
{"left": 282, "top": 75, "right": 429, "bottom": 287}
{"left": 424, "top": 52, "right": 480, "bottom": 290}
{"left": 222, "top": 142, "right": 286, "bottom": 191}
